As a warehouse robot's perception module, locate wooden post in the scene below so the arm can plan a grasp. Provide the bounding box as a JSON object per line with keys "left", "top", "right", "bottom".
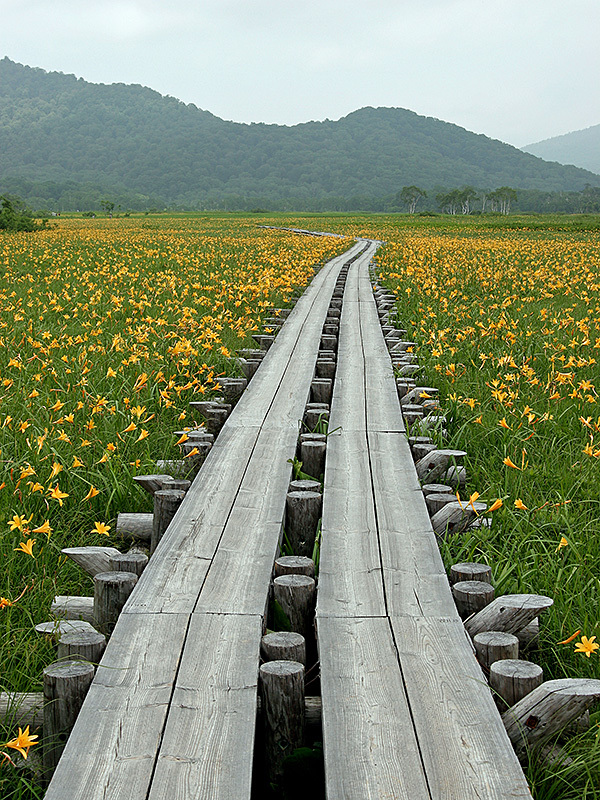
{"left": 203, "top": 404, "right": 231, "bottom": 436}
{"left": 300, "top": 440, "right": 326, "bottom": 480}
{"left": 219, "top": 377, "right": 247, "bottom": 404}
{"left": 261, "top": 632, "right": 306, "bottom": 665}
{"left": 57, "top": 629, "right": 107, "bottom": 664}
{"left": 474, "top": 631, "right": 520, "bottom": 670}
{"left": 320, "top": 334, "right": 337, "bottom": 351}
{"left": 412, "top": 443, "right": 437, "bottom": 462}
{"left": 465, "top": 594, "right": 553, "bottom": 639}
{"left": 260, "top": 661, "right": 305, "bottom": 783}
{"left": 402, "top": 404, "right": 424, "bottom": 428}
{"left": 93, "top": 572, "right": 138, "bottom": 636}
{"left": 446, "top": 465, "right": 467, "bottom": 488}
{"left": 430, "top": 500, "right": 487, "bottom": 537}
{"left": 452, "top": 580, "right": 495, "bottom": 618}
{"left": 311, "top": 378, "right": 333, "bottom": 405}
{"left": 35, "top": 620, "right": 96, "bottom": 637}
{"left": 304, "top": 407, "right": 329, "bottom": 431}
{"left": 425, "top": 492, "right": 456, "bottom": 516}
{"left": 253, "top": 334, "right": 275, "bottom": 350}
{"left": 318, "top": 349, "right": 336, "bottom": 361}
{"left": 490, "top": 659, "right": 543, "bottom": 708}
{"left": 415, "top": 449, "right": 466, "bottom": 483}
{"left": 396, "top": 380, "right": 412, "bottom": 398}
{"left": 152, "top": 489, "right": 186, "bottom": 553}
{"left": 274, "top": 556, "right": 316, "bottom": 579}
{"left": 401, "top": 386, "right": 439, "bottom": 405}
{"left": 285, "top": 491, "right": 322, "bottom": 557}
{"left": 116, "top": 512, "right": 153, "bottom": 541}
{"left": 299, "top": 432, "right": 326, "bottom": 447}
{"left": 180, "top": 440, "right": 212, "bottom": 476}
{"left": 159, "top": 477, "right": 191, "bottom": 492}
{"left": 517, "top": 618, "right": 540, "bottom": 651}
{"left": 289, "top": 479, "right": 321, "bottom": 493}
{"left": 43, "top": 660, "right": 95, "bottom": 778}
{"left": 316, "top": 359, "right": 336, "bottom": 379}
{"left": 0, "top": 692, "right": 45, "bottom": 731}
{"left": 273, "top": 575, "right": 316, "bottom": 639}
{"left": 450, "top": 562, "right": 493, "bottom": 585}
{"left": 422, "top": 481, "right": 452, "bottom": 495}
{"left": 61, "top": 546, "right": 121, "bottom": 577}
{"left": 409, "top": 435, "right": 432, "bottom": 450}
{"left": 108, "top": 551, "right": 148, "bottom": 576}
{"left": 238, "top": 358, "right": 261, "bottom": 379}
{"left": 50, "top": 596, "right": 95, "bottom": 624}
{"left": 502, "top": 678, "right": 600, "bottom": 760}
{"left": 132, "top": 473, "right": 175, "bottom": 495}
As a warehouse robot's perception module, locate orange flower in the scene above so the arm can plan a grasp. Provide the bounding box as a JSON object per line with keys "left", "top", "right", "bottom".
{"left": 48, "top": 485, "right": 69, "bottom": 505}
{"left": 91, "top": 521, "right": 111, "bottom": 536}
{"left": 574, "top": 635, "right": 600, "bottom": 658}
{"left": 514, "top": 498, "right": 528, "bottom": 510}
{"left": 503, "top": 456, "right": 520, "bottom": 470}
{"left": 32, "top": 520, "right": 53, "bottom": 537}
{"left": 487, "top": 498, "right": 503, "bottom": 512}
{"left": 4, "top": 726, "right": 38, "bottom": 759}
{"left": 83, "top": 486, "right": 100, "bottom": 501}
{"left": 14, "top": 539, "right": 35, "bottom": 557}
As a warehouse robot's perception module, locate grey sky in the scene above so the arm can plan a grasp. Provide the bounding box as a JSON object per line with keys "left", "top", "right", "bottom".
{"left": 1, "top": 0, "right": 598, "bottom": 147}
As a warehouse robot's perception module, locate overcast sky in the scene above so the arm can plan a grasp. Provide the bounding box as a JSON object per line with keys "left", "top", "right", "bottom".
{"left": 1, "top": 0, "right": 598, "bottom": 147}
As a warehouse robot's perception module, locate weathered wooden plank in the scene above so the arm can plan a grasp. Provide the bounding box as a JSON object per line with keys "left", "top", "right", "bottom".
{"left": 44, "top": 614, "right": 188, "bottom": 800}
{"left": 358, "top": 267, "right": 405, "bottom": 433}
{"left": 228, "top": 243, "right": 362, "bottom": 429}
{"left": 328, "top": 267, "right": 365, "bottom": 434}
{"left": 389, "top": 615, "right": 532, "bottom": 799}
{"left": 148, "top": 614, "right": 261, "bottom": 800}
{"left": 317, "top": 529, "right": 385, "bottom": 617}
{"left": 318, "top": 616, "right": 430, "bottom": 799}
{"left": 366, "top": 429, "right": 454, "bottom": 617}
{"left": 194, "top": 428, "right": 297, "bottom": 615}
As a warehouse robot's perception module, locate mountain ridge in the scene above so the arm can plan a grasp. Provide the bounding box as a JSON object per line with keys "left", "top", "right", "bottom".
{"left": 1, "top": 57, "right": 599, "bottom": 211}
{"left": 522, "top": 123, "right": 600, "bottom": 175}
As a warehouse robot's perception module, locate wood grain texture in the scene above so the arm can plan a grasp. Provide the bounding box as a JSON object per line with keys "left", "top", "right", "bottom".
{"left": 44, "top": 614, "right": 188, "bottom": 800}
{"left": 147, "top": 615, "right": 262, "bottom": 800}
{"left": 389, "top": 615, "right": 532, "bottom": 799}
{"left": 318, "top": 616, "right": 430, "bottom": 799}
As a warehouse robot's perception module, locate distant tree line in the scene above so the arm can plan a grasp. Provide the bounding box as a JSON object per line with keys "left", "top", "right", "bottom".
{"left": 1, "top": 178, "right": 600, "bottom": 217}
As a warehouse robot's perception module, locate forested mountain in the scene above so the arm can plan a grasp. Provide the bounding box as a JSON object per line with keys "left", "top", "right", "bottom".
{"left": 1, "top": 58, "right": 599, "bottom": 211}
{"left": 522, "top": 124, "right": 600, "bottom": 175}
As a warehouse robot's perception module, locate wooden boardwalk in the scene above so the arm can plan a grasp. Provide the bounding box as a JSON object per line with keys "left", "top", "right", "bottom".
{"left": 44, "top": 240, "right": 365, "bottom": 800}
{"left": 316, "top": 244, "right": 532, "bottom": 798}
{"left": 44, "top": 235, "right": 533, "bottom": 799}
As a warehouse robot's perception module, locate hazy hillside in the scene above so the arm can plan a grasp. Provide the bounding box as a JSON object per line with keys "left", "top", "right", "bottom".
{"left": 1, "top": 58, "right": 599, "bottom": 210}
{"left": 522, "top": 124, "right": 600, "bottom": 175}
